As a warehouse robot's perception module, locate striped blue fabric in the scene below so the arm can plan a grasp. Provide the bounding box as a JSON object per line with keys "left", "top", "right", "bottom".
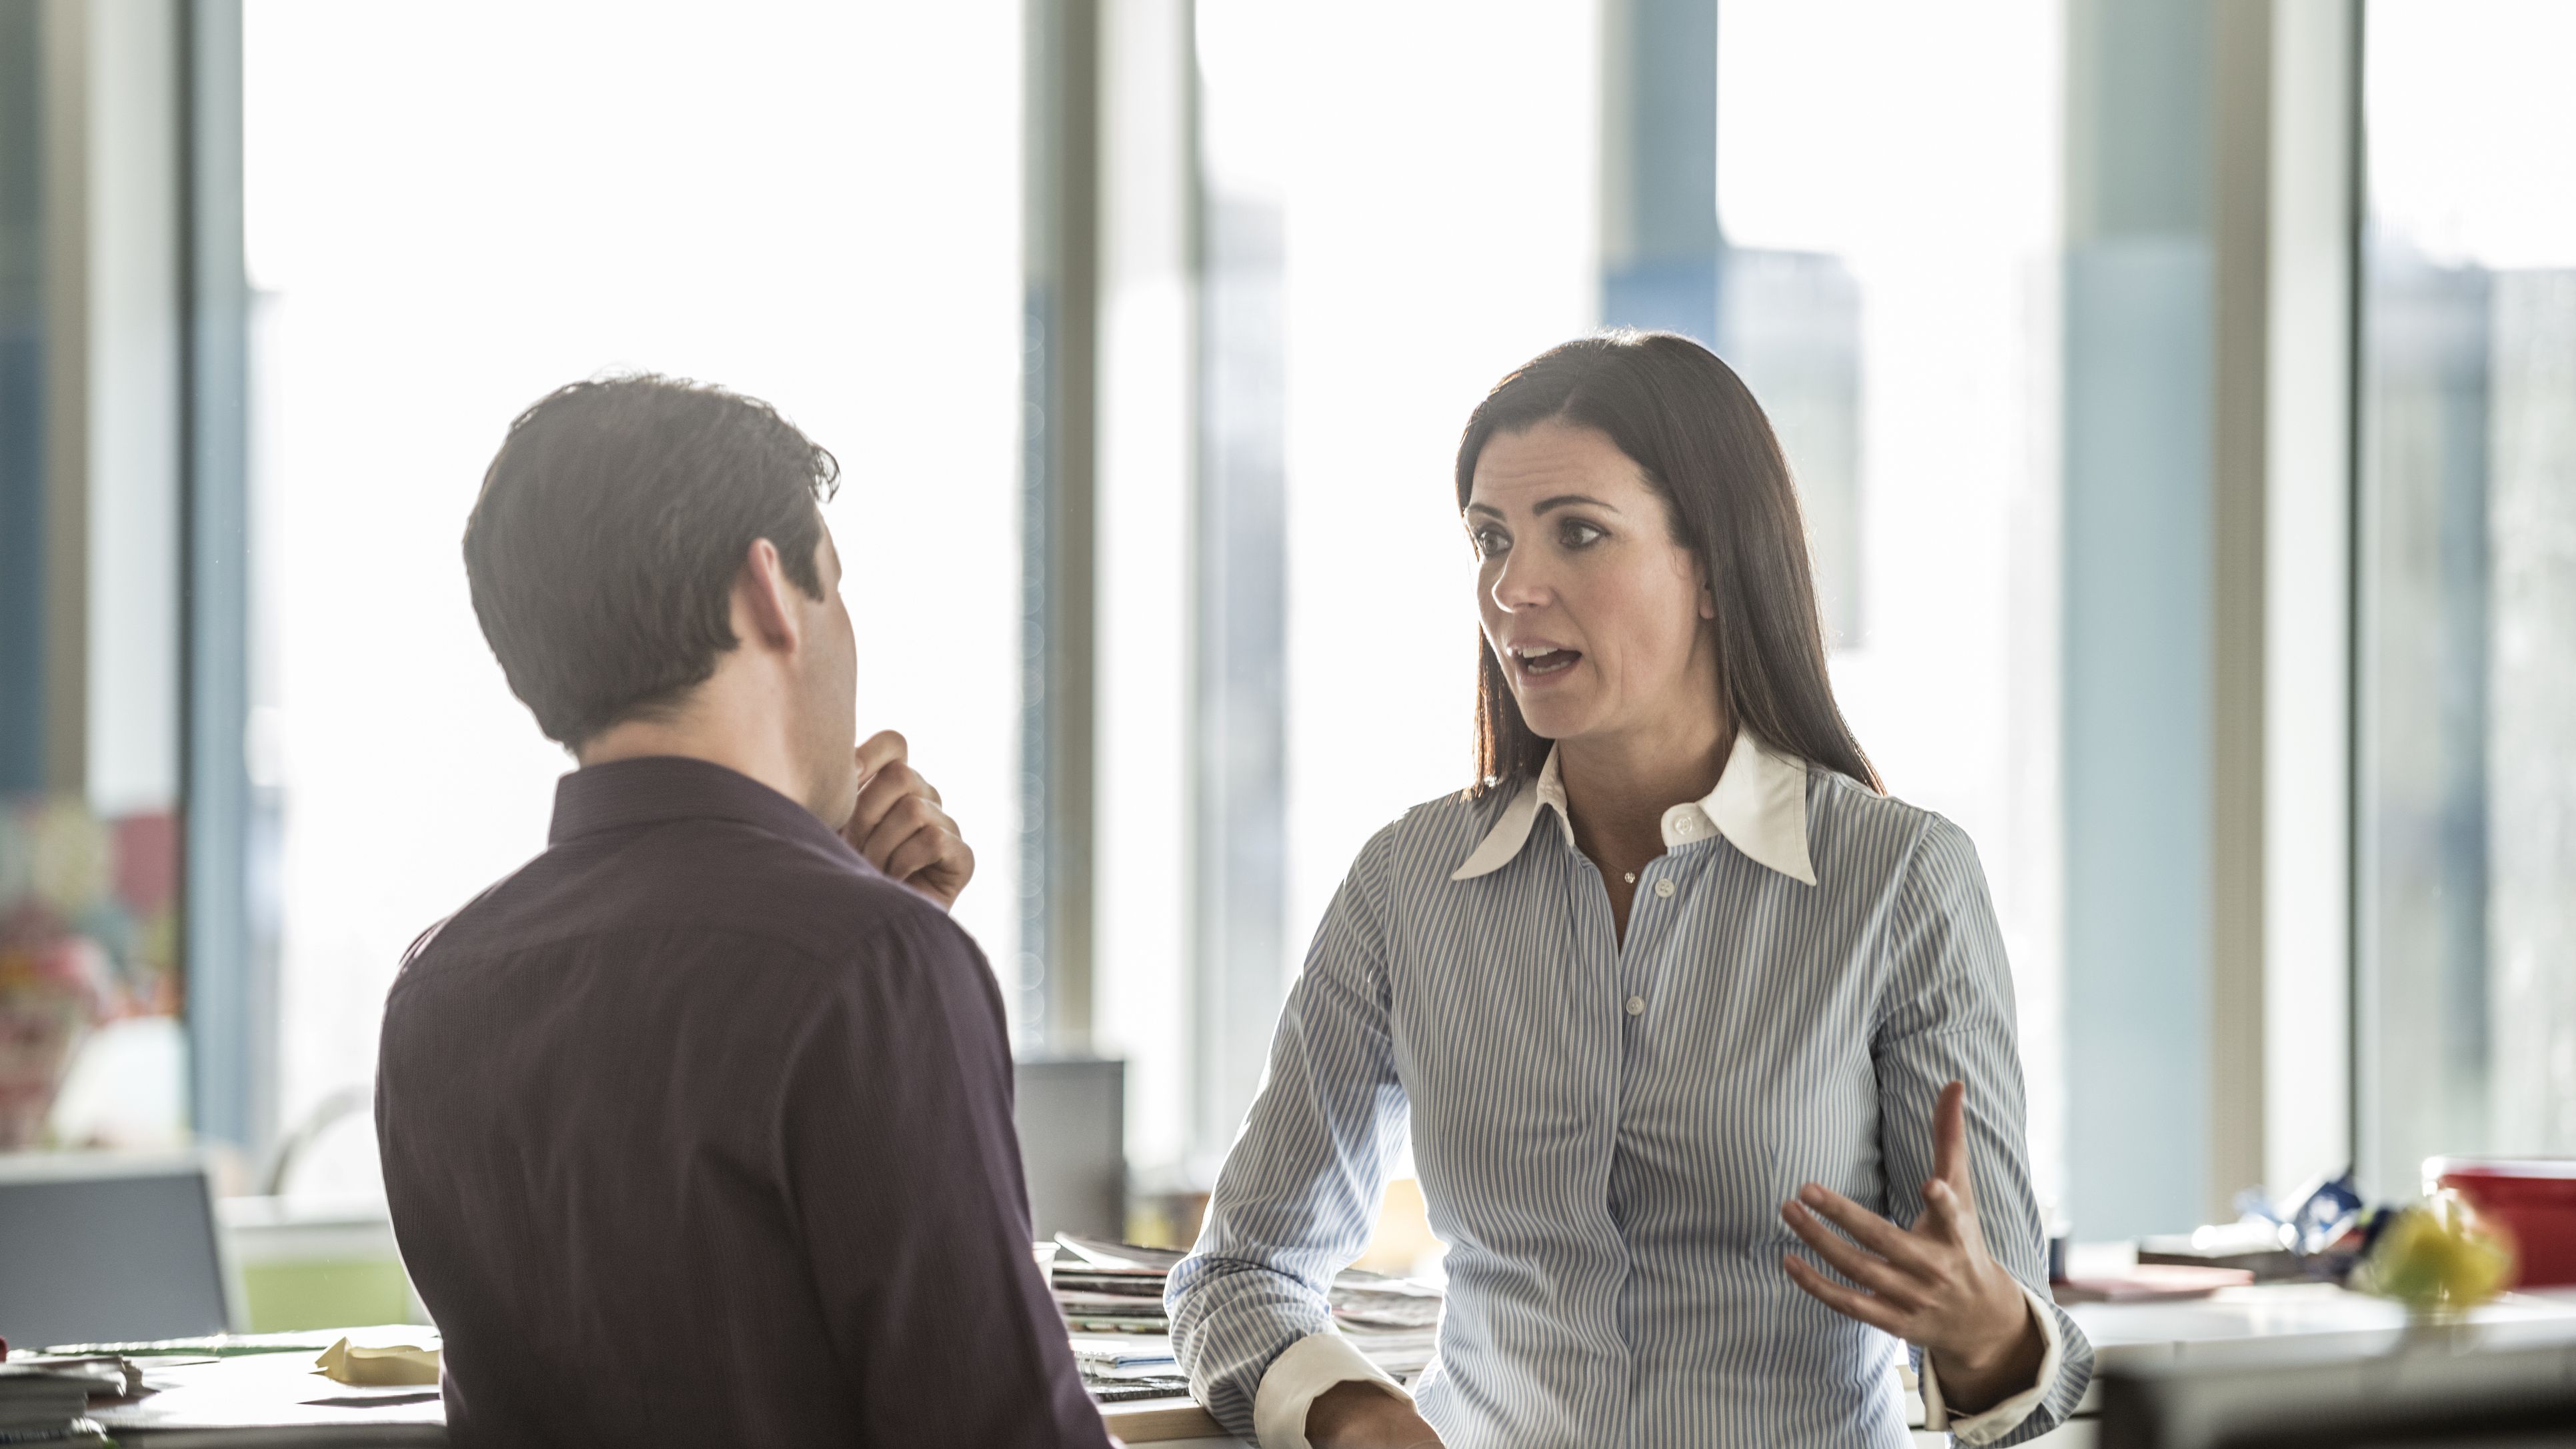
{"left": 1166, "top": 744, "right": 2094, "bottom": 1448}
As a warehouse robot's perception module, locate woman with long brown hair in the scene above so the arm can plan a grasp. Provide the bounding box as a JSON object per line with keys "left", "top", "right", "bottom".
{"left": 1165, "top": 332, "right": 2091, "bottom": 1448}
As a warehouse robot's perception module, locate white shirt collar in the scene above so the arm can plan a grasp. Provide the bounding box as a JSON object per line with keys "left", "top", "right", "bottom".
{"left": 1449, "top": 730, "right": 1818, "bottom": 886}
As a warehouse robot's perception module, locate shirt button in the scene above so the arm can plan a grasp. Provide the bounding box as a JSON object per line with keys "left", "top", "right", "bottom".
{"left": 1624, "top": 996, "right": 1646, "bottom": 1016}
{"left": 1653, "top": 878, "right": 1676, "bottom": 900}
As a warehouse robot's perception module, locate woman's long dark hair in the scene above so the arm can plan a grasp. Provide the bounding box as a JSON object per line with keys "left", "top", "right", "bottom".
{"left": 1458, "top": 330, "right": 1880, "bottom": 794}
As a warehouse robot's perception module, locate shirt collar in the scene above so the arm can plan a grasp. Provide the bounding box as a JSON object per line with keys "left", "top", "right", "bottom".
{"left": 548, "top": 754, "right": 859, "bottom": 864}
{"left": 1449, "top": 730, "right": 1818, "bottom": 886}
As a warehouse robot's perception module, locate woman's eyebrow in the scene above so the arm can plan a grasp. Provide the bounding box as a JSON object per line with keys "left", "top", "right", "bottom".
{"left": 1532, "top": 493, "right": 1616, "bottom": 516}
{"left": 1466, "top": 493, "right": 1620, "bottom": 520}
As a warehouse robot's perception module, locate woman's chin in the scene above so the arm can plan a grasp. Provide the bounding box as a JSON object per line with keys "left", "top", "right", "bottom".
{"left": 1512, "top": 701, "right": 1590, "bottom": 742}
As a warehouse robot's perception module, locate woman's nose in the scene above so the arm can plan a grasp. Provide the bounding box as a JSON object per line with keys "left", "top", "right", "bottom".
{"left": 1488, "top": 551, "right": 1551, "bottom": 611}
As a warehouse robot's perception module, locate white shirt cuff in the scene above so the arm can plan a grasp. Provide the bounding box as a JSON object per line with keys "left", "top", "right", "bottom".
{"left": 1919, "top": 1282, "right": 2064, "bottom": 1446}
{"left": 1250, "top": 1332, "right": 1414, "bottom": 1449}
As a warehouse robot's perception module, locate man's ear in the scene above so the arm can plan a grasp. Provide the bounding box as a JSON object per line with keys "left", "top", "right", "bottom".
{"left": 736, "top": 538, "right": 804, "bottom": 652}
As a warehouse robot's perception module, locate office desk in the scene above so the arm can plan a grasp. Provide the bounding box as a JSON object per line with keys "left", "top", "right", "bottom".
{"left": 2026, "top": 1284, "right": 2576, "bottom": 1446}
{"left": 1111, "top": 1286, "right": 2576, "bottom": 1448}
{"left": 76, "top": 1345, "right": 1246, "bottom": 1446}
{"left": 75, "top": 1286, "right": 2576, "bottom": 1446}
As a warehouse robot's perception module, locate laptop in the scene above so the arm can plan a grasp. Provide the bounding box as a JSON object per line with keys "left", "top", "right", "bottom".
{"left": 0, "top": 1152, "right": 237, "bottom": 1350}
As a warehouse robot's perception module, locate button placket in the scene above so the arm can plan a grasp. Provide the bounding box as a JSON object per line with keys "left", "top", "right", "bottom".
{"left": 1620, "top": 845, "right": 1700, "bottom": 1032}
{"left": 1619, "top": 862, "right": 1669, "bottom": 1030}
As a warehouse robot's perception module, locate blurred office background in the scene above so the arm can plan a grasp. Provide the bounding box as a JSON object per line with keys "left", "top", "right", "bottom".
{"left": 1, "top": 0, "right": 2571, "bottom": 1322}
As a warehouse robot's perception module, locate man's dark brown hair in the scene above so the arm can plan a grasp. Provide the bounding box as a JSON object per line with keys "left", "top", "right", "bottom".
{"left": 463, "top": 375, "right": 842, "bottom": 748}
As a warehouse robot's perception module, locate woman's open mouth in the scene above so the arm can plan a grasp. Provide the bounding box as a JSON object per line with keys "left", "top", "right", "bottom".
{"left": 1510, "top": 645, "right": 1583, "bottom": 683}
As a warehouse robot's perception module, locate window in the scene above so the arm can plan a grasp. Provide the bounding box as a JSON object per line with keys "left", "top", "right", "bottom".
{"left": 2357, "top": 0, "right": 2576, "bottom": 1198}
{"left": 1092, "top": 0, "right": 1606, "bottom": 1172}
{"left": 1100, "top": 0, "right": 2075, "bottom": 1200}
{"left": 1715, "top": 0, "right": 2069, "bottom": 1211}
{"left": 241, "top": 0, "right": 1025, "bottom": 1194}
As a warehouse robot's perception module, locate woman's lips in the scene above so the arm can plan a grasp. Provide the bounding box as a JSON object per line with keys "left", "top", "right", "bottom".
{"left": 1512, "top": 648, "right": 1582, "bottom": 687}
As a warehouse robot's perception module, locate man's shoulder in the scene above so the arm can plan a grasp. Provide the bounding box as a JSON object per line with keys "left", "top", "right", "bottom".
{"left": 397, "top": 815, "right": 978, "bottom": 991}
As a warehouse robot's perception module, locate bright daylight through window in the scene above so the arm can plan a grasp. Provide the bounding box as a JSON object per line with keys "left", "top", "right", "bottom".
{"left": 2357, "top": 0, "right": 2576, "bottom": 1198}
{"left": 241, "top": 0, "right": 1025, "bottom": 1196}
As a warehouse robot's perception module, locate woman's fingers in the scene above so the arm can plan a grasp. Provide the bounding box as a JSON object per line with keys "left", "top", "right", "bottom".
{"left": 1781, "top": 1254, "right": 1908, "bottom": 1337}
{"left": 1779, "top": 1202, "right": 1932, "bottom": 1311}
{"left": 1922, "top": 1176, "right": 1983, "bottom": 1250}
{"left": 1930, "top": 1080, "right": 1969, "bottom": 1191}
{"left": 1792, "top": 1184, "right": 1940, "bottom": 1276}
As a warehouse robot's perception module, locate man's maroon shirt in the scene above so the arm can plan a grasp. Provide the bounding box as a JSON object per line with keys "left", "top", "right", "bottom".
{"left": 377, "top": 756, "right": 1109, "bottom": 1448}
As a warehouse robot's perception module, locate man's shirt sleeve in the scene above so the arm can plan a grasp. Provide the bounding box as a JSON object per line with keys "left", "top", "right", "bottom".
{"left": 777, "top": 904, "right": 1112, "bottom": 1448}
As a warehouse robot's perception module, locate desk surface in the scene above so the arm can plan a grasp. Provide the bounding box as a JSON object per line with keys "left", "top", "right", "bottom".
{"left": 73, "top": 1288, "right": 2576, "bottom": 1446}
{"left": 2074, "top": 1283, "right": 2576, "bottom": 1363}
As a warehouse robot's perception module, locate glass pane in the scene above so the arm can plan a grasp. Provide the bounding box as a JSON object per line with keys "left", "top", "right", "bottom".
{"left": 0, "top": 0, "right": 187, "bottom": 1156}
{"left": 2359, "top": 0, "right": 2576, "bottom": 1196}
{"left": 1128, "top": 0, "right": 2072, "bottom": 1210}
{"left": 1115, "top": 0, "right": 1605, "bottom": 1168}
{"left": 1718, "top": 0, "right": 2069, "bottom": 1208}
{"left": 242, "top": 0, "right": 1024, "bottom": 1196}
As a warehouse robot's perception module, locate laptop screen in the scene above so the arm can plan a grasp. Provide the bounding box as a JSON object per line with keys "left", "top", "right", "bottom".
{"left": 0, "top": 1158, "right": 231, "bottom": 1349}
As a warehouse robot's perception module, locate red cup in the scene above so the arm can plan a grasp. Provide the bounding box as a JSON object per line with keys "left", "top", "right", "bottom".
{"left": 2426, "top": 1157, "right": 2576, "bottom": 1288}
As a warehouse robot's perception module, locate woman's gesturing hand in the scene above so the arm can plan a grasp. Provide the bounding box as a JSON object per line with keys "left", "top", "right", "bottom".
{"left": 1777, "top": 1080, "right": 2045, "bottom": 1414}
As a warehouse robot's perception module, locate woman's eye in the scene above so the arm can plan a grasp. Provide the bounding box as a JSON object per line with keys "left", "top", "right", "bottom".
{"left": 1473, "top": 527, "right": 1511, "bottom": 557}
{"left": 1559, "top": 519, "right": 1605, "bottom": 548}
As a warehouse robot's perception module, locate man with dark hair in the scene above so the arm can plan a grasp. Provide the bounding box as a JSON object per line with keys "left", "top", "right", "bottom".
{"left": 377, "top": 375, "right": 1112, "bottom": 1448}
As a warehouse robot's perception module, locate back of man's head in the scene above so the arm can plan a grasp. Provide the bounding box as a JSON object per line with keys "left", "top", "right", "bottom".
{"left": 463, "top": 375, "right": 840, "bottom": 748}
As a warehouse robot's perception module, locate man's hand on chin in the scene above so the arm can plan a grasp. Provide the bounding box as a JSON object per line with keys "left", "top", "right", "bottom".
{"left": 842, "top": 730, "right": 976, "bottom": 910}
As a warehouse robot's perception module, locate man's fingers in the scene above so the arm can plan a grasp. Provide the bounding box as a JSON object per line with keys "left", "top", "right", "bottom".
{"left": 1781, "top": 1254, "right": 1907, "bottom": 1336}
{"left": 847, "top": 762, "right": 928, "bottom": 844}
{"left": 1794, "top": 1184, "right": 1939, "bottom": 1276}
{"left": 879, "top": 816, "right": 966, "bottom": 886}
{"left": 1780, "top": 1202, "right": 1932, "bottom": 1311}
{"left": 854, "top": 729, "right": 910, "bottom": 786}
{"left": 861, "top": 795, "right": 950, "bottom": 868}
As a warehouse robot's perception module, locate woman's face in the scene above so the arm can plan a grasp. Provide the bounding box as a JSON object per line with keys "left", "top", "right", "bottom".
{"left": 1467, "top": 419, "right": 1718, "bottom": 750}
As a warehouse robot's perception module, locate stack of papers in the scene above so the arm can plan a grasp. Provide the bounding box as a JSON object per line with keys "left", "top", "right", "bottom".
{"left": 1048, "top": 1234, "right": 1447, "bottom": 1385}
{"left": 1066, "top": 1333, "right": 1189, "bottom": 1404}
{"left": 0, "top": 1360, "right": 123, "bottom": 1446}
{"left": 1050, "top": 1235, "right": 1185, "bottom": 1334}
{"left": 1328, "top": 1269, "right": 1444, "bottom": 1377}
{"left": 1046, "top": 1237, "right": 1190, "bottom": 1403}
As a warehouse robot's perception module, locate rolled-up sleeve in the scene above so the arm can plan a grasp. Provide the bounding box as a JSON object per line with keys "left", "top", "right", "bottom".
{"left": 1870, "top": 818, "right": 2094, "bottom": 1446}
{"left": 1166, "top": 830, "right": 1414, "bottom": 1443}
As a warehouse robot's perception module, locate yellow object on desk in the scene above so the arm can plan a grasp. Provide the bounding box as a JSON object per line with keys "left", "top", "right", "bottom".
{"left": 2358, "top": 1190, "right": 2515, "bottom": 1319}
{"left": 313, "top": 1335, "right": 442, "bottom": 1386}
